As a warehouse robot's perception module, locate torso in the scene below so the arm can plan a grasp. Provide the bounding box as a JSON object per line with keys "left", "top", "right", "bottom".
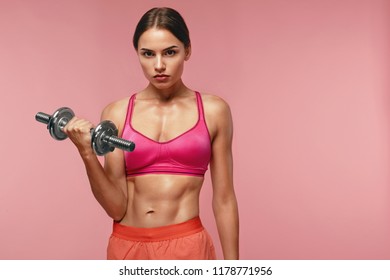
{"left": 124, "top": 174, "right": 203, "bottom": 227}
{"left": 111, "top": 90, "right": 215, "bottom": 228}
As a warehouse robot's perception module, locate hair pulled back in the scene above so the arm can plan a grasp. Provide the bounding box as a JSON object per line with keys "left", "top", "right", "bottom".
{"left": 133, "top": 7, "right": 191, "bottom": 50}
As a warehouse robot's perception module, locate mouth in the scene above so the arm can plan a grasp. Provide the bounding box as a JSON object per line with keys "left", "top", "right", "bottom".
{"left": 153, "top": 74, "right": 170, "bottom": 81}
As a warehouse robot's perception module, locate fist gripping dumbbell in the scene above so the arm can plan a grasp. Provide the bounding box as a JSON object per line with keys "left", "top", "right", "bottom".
{"left": 35, "top": 107, "right": 135, "bottom": 156}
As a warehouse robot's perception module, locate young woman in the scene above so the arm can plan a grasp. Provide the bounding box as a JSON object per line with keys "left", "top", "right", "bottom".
{"left": 64, "top": 7, "right": 239, "bottom": 260}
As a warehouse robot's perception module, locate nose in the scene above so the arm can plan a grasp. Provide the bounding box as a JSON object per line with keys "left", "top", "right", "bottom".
{"left": 154, "top": 55, "right": 166, "bottom": 73}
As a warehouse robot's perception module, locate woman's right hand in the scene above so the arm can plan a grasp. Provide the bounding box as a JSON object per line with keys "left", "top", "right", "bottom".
{"left": 63, "top": 117, "right": 95, "bottom": 157}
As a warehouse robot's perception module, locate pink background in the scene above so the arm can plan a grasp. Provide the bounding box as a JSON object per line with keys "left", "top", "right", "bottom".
{"left": 1, "top": 0, "right": 389, "bottom": 259}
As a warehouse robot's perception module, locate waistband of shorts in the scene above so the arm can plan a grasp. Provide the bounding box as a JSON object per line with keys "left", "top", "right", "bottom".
{"left": 112, "top": 216, "right": 204, "bottom": 242}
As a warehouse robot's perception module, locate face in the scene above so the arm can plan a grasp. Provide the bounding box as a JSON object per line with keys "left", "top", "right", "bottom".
{"left": 137, "top": 28, "right": 191, "bottom": 90}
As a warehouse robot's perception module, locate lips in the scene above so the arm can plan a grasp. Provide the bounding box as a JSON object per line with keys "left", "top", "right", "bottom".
{"left": 153, "top": 74, "right": 170, "bottom": 81}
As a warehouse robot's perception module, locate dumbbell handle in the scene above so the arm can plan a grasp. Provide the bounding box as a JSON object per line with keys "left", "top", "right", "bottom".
{"left": 35, "top": 111, "right": 135, "bottom": 154}
{"left": 103, "top": 134, "right": 135, "bottom": 152}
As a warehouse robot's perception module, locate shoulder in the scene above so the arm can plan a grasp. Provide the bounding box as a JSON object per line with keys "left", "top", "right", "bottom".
{"left": 200, "top": 93, "right": 231, "bottom": 117}
{"left": 200, "top": 93, "right": 233, "bottom": 139}
{"left": 100, "top": 96, "right": 131, "bottom": 128}
{"left": 201, "top": 93, "right": 232, "bottom": 125}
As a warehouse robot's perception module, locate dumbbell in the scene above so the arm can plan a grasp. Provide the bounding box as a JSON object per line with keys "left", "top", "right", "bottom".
{"left": 35, "top": 107, "right": 135, "bottom": 156}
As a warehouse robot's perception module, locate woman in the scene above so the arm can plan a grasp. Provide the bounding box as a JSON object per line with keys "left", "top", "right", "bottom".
{"left": 64, "top": 7, "right": 239, "bottom": 260}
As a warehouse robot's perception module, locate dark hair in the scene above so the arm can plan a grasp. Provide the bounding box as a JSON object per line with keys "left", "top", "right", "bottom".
{"left": 133, "top": 7, "right": 191, "bottom": 50}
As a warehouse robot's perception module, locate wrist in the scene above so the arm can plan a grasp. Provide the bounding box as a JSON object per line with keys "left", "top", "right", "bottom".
{"left": 78, "top": 147, "right": 96, "bottom": 160}
{"left": 224, "top": 252, "right": 239, "bottom": 260}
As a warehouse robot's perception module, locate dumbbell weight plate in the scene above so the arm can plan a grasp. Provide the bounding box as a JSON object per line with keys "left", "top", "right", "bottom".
{"left": 49, "top": 107, "right": 75, "bottom": 140}
{"left": 91, "top": 120, "right": 117, "bottom": 156}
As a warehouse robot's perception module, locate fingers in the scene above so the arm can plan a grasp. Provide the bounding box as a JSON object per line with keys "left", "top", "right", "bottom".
{"left": 64, "top": 117, "right": 94, "bottom": 136}
{"left": 63, "top": 117, "right": 94, "bottom": 153}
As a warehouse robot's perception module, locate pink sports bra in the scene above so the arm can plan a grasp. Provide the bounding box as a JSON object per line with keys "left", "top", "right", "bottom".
{"left": 121, "top": 91, "right": 211, "bottom": 177}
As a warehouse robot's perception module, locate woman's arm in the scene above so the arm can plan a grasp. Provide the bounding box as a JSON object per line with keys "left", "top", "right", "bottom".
{"left": 63, "top": 101, "right": 128, "bottom": 221}
{"left": 206, "top": 95, "right": 239, "bottom": 260}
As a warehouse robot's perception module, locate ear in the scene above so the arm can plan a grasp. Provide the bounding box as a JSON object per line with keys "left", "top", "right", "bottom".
{"left": 185, "top": 45, "right": 192, "bottom": 61}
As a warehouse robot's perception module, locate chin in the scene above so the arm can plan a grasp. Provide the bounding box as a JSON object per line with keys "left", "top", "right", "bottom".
{"left": 152, "top": 84, "right": 169, "bottom": 90}
{"left": 151, "top": 81, "right": 175, "bottom": 90}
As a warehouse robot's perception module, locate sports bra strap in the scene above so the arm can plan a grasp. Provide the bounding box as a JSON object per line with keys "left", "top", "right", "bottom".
{"left": 123, "top": 94, "right": 136, "bottom": 130}
{"left": 195, "top": 91, "right": 206, "bottom": 121}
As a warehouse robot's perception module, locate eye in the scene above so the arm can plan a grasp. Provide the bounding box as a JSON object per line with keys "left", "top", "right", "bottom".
{"left": 142, "top": 51, "right": 154, "bottom": 57}
{"left": 165, "top": 49, "right": 176, "bottom": 56}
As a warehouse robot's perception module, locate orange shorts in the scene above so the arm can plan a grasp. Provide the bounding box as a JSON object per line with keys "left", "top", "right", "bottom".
{"left": 107, "top": 216, "right": 216, "bottom": 260}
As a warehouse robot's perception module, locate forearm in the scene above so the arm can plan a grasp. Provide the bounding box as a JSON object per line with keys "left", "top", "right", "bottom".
{"left": 213, "top": 196, "right": 239, "bottom": 259}
{"left": 81, "top": 153, "right": 127, "bottom": 221}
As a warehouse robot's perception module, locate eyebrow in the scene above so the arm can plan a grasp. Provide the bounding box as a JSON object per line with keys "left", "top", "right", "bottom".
{"left": 140, "top": 45, "right": 179, "bottom": 52}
